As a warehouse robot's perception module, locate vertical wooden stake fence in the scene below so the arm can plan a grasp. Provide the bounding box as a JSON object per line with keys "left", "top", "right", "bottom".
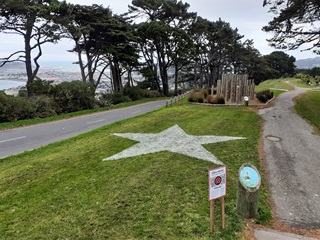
{"left": 217, "top": 74, "right": 255, "bottom": 104}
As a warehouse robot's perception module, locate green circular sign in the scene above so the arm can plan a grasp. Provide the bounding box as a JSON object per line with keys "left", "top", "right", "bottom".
{"left": 240, "top": 166, "right": 260, "bottom": 189}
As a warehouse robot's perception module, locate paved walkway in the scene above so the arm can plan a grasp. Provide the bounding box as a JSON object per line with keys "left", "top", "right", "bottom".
{"left": 256, "top": 85, "right": 320, "bottom": 239}
{"left": 254, "top": 228, "right": 317, "bottom": 240}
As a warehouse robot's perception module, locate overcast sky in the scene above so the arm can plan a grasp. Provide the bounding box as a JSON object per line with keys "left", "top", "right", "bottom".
{"left": 0, "top": 0, "right": 317, "bottom": 68}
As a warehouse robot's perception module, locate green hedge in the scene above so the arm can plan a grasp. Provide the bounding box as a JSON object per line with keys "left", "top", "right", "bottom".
{"left": 256, "top": 90, "right": 274, "bottom": 103}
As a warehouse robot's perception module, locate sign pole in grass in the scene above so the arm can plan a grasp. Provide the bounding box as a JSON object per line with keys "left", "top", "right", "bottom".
{"left": 208, "top": 166, "right": 227, "bottom": 234}
{"left": 221, "top": 196, "right": 225, "bottom": 229}
{"left": 210, "top": 199, "right": 215, "bottom": 233}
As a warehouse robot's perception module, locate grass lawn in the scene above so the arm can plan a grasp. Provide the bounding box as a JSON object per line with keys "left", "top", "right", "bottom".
{"left": 289, "top": 79, "right": 318, "bottom": 89}
{"left": 0, "top": 97, "right": 166, "bottom": 130}
{"left": 0, "top": 103, "right": 271, "bottom": 239}
{"left": 295, "top": 91, "right": 320, "bottom": 132}
{"left": 255, "top": 79, "right": 293, "bottom": 97}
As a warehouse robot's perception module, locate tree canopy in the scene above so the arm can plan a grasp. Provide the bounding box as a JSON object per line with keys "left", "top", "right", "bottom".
{"left": 263, "top": 0, "right": 320, "bottom": 54}
{"left": 63, "top": 4, "right": 139, "bottom": 91}
{"left": 0, "top": 0, "right": 297, "bottom": 98}
{"left": 0, "top": 0, "right": 68, "bottom": 96}
{"left": 263, "top": 51, "right": 296, "bottom": 77}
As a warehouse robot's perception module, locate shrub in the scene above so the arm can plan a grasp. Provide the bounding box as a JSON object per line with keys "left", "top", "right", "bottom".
{"left": 216, "top": 96, "right": 225, "bottom": 104}
{"left": 205, "top": 95, "right": 225, "bottom": 104}
{"left": 49, "top": 81, "right": 96, "bottom": 113}
{"left": 202, "top": 89, "right": 209, "bottom": 99}
{"left": 14, "top": 97, "right": 37, "bottom": 120}
{"left": 188, "top": 91, "right": 204, "bottom": 103}
{"left": 144, "top": 90, "right": 161, "bottom": 98}
{"left": 18, "top": 88, "right": 28, "bottom": 97}
{"left": 256, "top": 90, "right": 274, "bottom": 103}
{"left": 123, "top": 86, "right": 145, "bottom": 101}
{"left": 205, "top": 95, "right": 217, "bottom": 104}
{"left": 0, "top": 92, "right": 37, "bottom": 122}
{"left": 28, "top": 78, "right": 53, "bottom": 96}
{"left": 33, "top": 96, "right": 57, "bottom": 118}
{"left": 112, "top": 93, "right": 132, "bottom": 104}
{"left": 97, "top": 93, "right": 113, "bottom": 107}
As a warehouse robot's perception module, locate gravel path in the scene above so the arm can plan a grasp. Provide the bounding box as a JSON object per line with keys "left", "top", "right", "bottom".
{"left": 259, "top": 86, "right": 320, "bottom": 229}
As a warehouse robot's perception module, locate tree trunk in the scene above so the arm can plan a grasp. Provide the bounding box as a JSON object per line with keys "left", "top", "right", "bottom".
{"left": 155, "top": 42, "right": 169, "bottom": 96}
{"left": 158, "top": 56, "right": 169, "bottom": 96}
{"left": 160, "top": 65, "right": 169, "bottom": 96}
{"left": 76, "top": 41, "right": 87, "bottom": 82}
{"left": 152, "top": 64, "right": 162, "bottom": 93}
{"left": 86, "top": 51, "right": 94, "bottom": 85}
{"left": 25, "top": 16, "right": 36, "bottom": 97}
{"left": 110, "top": 59, "right": 122, "bottom": 92}
{"left": 174, "top": 62, "right": 179, "bottom": 96}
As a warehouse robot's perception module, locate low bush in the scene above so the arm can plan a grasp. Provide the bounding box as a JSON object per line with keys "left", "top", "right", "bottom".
{"left": 203, "top": 89, "right": 209, "bottom": 99}
{"left": 216, "top": 96, "right": 225, "bottom": 104}
{"left": 256, "top": 90, "right": 274, "bottom": 103}
{"left": 33, "top": 96, "right": 57, "bottom": 118}
{"left": 204, "top": 95, "right": 225, "bottom": 104}
{"left": 188, "top": 91, "right": 204, "bottom": 103}
{"left": 96, "top": 93, "right": 114, "bottom": 107}
{"left": 0, "top": 92, "right": 37, "bottom": 122}
{"left": 28, "top": 78, "right": 53, "bottom": 95}
{"left": 205, "top": 95, "right": 216, "bottom": 104}
{"left": 123, "top": 86, "right": 145, "bottom": 101}
{"left": 49, "top": 81, "right": 96, "bottom": 114}
{"left": 189, "top": 89, "right": 224, "bottom": 105}
{"left": 144, "top": 90, "right": 161, "bottom": 98}
{"left": 112, "top": 93, "right": 132, "bottom": 104}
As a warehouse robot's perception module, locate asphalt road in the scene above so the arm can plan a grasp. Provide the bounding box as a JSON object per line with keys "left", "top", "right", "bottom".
{"left": 0, "top": 100, "right": 167, "bottom": 158}
{"left": 259, "top": 86, "right": 320, "bottom": 229}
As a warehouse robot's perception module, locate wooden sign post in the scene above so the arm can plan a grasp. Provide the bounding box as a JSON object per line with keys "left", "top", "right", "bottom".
{"left": 208, "top": 166, "right": 227, "bottom": 233}
{"left": 237, "top": 163, "right": 261, "bottom": 218}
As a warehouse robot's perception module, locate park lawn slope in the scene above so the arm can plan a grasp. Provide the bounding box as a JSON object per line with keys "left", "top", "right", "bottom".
{"left": 295, "top": 91, "right": 320, "bottom": 132}
{"left": 0, "top": 104, "right": 271, "bottom": 239}
{"left": 255, "top": 78, "right": 293, "bottom": 97}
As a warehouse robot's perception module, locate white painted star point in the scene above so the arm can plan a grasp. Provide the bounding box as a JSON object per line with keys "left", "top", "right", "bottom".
{"left": 104, "top": 125, "right": 245, "bottom": 165}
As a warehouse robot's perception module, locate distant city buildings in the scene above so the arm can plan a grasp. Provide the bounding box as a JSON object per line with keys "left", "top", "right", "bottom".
{"left": 0, "top": 66, "right": 83, "bottom": 84}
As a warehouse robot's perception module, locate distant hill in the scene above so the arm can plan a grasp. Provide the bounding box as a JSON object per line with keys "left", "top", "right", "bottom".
{"left": 295, "top": 57, "right": 320, "bottom": 69}
{"left": 0, "top": 62, "right": 25, "bottom": 71}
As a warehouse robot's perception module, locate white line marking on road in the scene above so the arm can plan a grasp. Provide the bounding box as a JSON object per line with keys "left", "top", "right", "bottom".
{"left": 86, "top": 119, "right": 105, "bottom": 125}
{"left": 0, "top": 136, "right": 26, "bottom": 144}
{"left": 155, "top": 105, "right": 161, "bottom": 108}
{"left": 132, "top": 111, "right": 142, "bottom": 114}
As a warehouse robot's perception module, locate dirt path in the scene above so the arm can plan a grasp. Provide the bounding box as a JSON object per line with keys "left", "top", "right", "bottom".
{"left": 259, "top": 86, "right": 320, "bottom": 229}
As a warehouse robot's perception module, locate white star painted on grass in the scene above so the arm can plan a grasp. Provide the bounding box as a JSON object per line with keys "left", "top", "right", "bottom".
{"left": 104, "top": 125, "right": 245, "bottom": 165}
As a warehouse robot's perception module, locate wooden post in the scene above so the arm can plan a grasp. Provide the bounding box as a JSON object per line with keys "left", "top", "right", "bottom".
{"left": 217, "top": 80, "right": 221, "bottom": 97}
{"left": 221, "top": 75, "right": 226, "bottom": 100}
{"left": 236, "top": 82, "right": 241, "bottom": 105}
{"left": 236, "top": 163, "right": 261, "bottom": 218}
{"left": 221, "top": 197, "right": 225, "bottom": 229}
{"left": 210, "top": 200, "right": 215, "bottom": 233}
{"left": 250, "top": 83, "right": 255, "bottom": 100}
{"left": 226, "top": 80, "right": 231, "bottom": 103}
{"left": 230, "top": 75, "right": 236, "bottom": 103}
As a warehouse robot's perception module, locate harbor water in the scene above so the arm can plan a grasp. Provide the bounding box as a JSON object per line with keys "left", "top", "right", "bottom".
{"left": 0, "top": 80, "right": 26, "bottom": 90}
